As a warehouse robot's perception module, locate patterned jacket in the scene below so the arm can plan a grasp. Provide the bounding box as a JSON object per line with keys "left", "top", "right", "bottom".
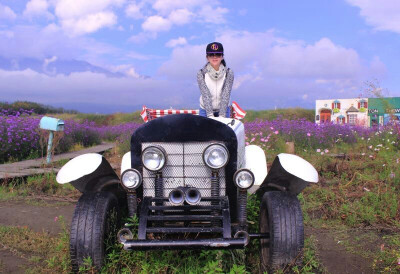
{"left": 197, "top": 64, "right": 234, "bottom": 117}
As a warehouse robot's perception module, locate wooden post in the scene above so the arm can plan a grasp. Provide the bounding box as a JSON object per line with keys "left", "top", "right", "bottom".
{"left": 285, "top": 142, "right": 295, "bottom": 154}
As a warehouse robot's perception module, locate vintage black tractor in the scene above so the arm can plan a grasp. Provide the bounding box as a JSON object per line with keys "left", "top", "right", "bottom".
{"left": 57, "top": 114, "right": 318, "bottom": 272}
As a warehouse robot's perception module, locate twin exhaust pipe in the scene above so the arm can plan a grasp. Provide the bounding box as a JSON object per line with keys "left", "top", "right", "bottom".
{"left": 169, "top": 187, "right": 201, "bottom": 205}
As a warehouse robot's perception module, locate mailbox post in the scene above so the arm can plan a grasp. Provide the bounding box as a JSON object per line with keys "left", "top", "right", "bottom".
{"left": 39, "top": 117, "right": 65, "bottom": 164}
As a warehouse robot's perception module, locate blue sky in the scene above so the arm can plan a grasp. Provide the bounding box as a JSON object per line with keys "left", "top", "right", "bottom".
{"left": 0, "top": 0, "right": 399, "bottom": 113}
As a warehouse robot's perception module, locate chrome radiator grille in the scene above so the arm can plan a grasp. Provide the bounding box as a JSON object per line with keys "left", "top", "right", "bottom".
{"left": 142, "top": 142, "right": 226, "bottom": 201}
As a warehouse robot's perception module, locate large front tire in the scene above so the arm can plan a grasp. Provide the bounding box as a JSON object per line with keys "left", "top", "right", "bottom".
{"left": 70, "top": 191, "right": 120, "bottom": 272}
{"left": 259, "top": 191, "right": 304, "bottom": 272}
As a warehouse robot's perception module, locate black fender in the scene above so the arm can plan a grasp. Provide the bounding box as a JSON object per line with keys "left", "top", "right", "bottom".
{"left": 257, "top": 153, "right": 318, "bottom": 196}
{"left": 56, "top": 153, "right": 122, "bottom": 193}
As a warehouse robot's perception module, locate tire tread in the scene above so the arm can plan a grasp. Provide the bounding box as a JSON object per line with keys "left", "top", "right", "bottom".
{"left": 260, "top": 191, "right": 304, "bottom": 271}
{"left": 69, "top": 191, "right": 119, "bottom": 272}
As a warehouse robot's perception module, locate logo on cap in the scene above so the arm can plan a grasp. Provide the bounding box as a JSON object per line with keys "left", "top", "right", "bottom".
{"left": 211, "top": 43, "right": 219, "bottom": 50}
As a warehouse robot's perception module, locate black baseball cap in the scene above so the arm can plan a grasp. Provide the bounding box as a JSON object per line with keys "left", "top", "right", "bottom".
{"left": 206, "top": 42, "right": 224, "bottom": 54}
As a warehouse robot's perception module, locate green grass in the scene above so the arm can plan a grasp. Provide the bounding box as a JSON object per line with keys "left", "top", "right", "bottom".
{"left": 62, "top": 111, "right": 144, "bottom": 126}
{"left": 57, "top": 108, "right": 314, "bottom": 125}
{"left": 0, "top": 217, "right": 71, "bottom": 273}
{"left": 114, "top": 129, "right": 400, "bottom": 272}
{"left": 71, "top": 194, "right": 321, "bottom": 274}
{"left": 288, "top": 236, "right": 324, "bottom": 274}
{"left": 248, "top": 127, "right": 400, "bottom": 272}
{"left": 2, "top": 109, "right": 399, "bottom": 272}
{"left": 2, "top": 138, "right": 398, "bottom": 273}
{"left": 0, "top": 173, "right": 79, "bottom": 201}
{"left": 0, "top": 185, "right": 18, "bottom": 201}
{"left": 50, "top": 158, "right": 70, "bottom": 168}
{"left": 99, "top": 248, "right": 251, "bottom": 273}
{"left": 0, "top": 193, "right": 323, "bottom": 273}
{"left": 373, "top": 234, "right": 400, "bottom": 272}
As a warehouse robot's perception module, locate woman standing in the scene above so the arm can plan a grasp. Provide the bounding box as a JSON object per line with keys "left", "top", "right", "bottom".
{"left": 197, "top": 42, "right": 234, "bottom": 118}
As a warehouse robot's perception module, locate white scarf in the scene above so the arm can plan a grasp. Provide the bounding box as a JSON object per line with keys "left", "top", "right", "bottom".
{"left": 206, "top": 63, "right": 226, "bottom": 81}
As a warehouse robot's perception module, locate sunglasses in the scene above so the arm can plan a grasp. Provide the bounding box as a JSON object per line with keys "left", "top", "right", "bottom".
{"left": 207, "top": 53, "right": 223, "bottom": 57}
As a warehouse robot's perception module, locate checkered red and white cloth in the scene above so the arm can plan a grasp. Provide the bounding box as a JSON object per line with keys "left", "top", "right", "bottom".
{"left": 231, "top": 101, "right": 246, "bottom": 119}
{"left": 140, "top": 107, "right": 199, "bottom": 122}
{"left": 140, "top": 101, "right": 246, "bottom": 122}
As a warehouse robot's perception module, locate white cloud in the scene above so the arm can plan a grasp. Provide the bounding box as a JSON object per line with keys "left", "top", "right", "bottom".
{"left": 198, "top": 5, "right": 228, "bottom": 23}
{"left": 0, "top": 15, "right": 388, "bottom": 112}
{"left": 61, "top": 12, "right": 117, "bottom": 36}
{"left": 109, "top": 64, "right": 141, "bottom": 78}
{"left": 139, "top": 0, "right": 228, "bottom": 34}
{"left": 165, "top": 37, "right": 187, "bottom": 48}
{"left": 265, "top": 37, "right": 363, "bottom": 78}
{"left": 346, "top": 0, "right": 400, "bottom": 34}
{"left": 54, "top": 0, "right": 124, "bottom": 35}
{"left": 42, "top": 23, "right": 60, "bottom": 33}
{"left": 0, "top": 25, "right": 119, "bottom": 61}
{"left": 233, "top": 74, "right": 256, "bottom": 90}
{"left": 55, "top": 0, "right": 125, "bottom": 19}
{"left": 168, "top": 8, "right": 192, "bottom": 25}
{"left": 0, "top": 68, "right": 187, "bottom": 111}
{"left": 158, "top": 44, "right": 204, "bottom": 79}
{"left": 152, "top": 0, "right": 204, "bottom": 15}
{"left": 129, "top": 31, "right": 156, "bottom": 43}
{"left": 125, "top": 3, "right": 144, "bottom": 19}
{"left": 23, "top": 0, "right": 54, "bottom": 19}
{"left": 140, "top": 8, "right": 194, "bottom": 34}
{"left": 127, "top": 51, "right": 159, "bottom": 60}
{"left": 142, "top": 15, "right": 171, "bottom": 32}
{"left": 43, "top": 55, "right": 57, "bottom": 74}
{"left": 0, "top": 30, "right": 14, "bottom": 38}
{"left": 126, "top": 67, "right": 140, "bottom": 78}
{"left": 0, "top": 4, "right": 17, "bottom": 20}
{"left": 158, "top": 30, "right": 386, "bottom": 109}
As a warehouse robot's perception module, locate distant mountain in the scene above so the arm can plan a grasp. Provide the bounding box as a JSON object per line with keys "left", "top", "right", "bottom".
{"left": 51, "top": 102, "right": 169, "bottom": 114}
{"left": 0, "top": 56, "right": 124, "bottom": 77}
{"left": 0, "top": 100, "right": 150, "bottom": 114}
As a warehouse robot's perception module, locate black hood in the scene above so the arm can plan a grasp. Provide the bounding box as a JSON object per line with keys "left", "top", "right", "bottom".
{"left": 130, "top": 114, "right": 237, "bottom": 167}
{"left": 130, "top": 114, "right": 239, "bottom": 217}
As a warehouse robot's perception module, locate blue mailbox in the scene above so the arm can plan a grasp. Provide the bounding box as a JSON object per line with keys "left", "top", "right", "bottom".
{"left": 39, "top": 117, "right": 65, "bottom": 132}
{"left": 39, "top": 116, "right": 65, "bottom": 164}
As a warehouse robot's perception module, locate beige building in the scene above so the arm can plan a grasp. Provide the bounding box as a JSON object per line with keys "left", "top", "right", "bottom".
{"left": 315, "top": 98, "right": 369, "bottom": 126}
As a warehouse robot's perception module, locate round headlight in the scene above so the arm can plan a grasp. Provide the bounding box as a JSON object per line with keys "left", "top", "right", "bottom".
{"left": 203, "top": 144, "right": 229, "bottom": 169}
{"left": 142, "top": 146, "right": 166, "bottom": 171}
{"left": 121, "top": 169, "right": 142, "bottom": 189}
{"left": 234, "top": 169, "right": 255, "bottom": 189}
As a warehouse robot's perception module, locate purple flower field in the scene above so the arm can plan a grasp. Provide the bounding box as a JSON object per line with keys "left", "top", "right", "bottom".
{"left": 0, "top": 110, "right": 140, "bottom": 163}
{"left": 245, "top": 117, "right": 377, "bottom": 148}
{"left": 1, "top": 110, "right": 399, "bottom": 164}
{"left": 0, "top": 109, "right": 40, "bottom": 162}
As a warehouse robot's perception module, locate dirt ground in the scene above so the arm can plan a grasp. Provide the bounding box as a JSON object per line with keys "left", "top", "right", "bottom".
{"left": 0, "top": 248, "right": 31, "bottom": 274}
{"left": 0, "top": 199, "right": 377, "bottom": 274}
{"left": 0, "top": 199, "right": 76, "bottom": 274}
{"left": 0, "top": 199, "right": 76, "bottom": 235}
{"left": 306, "top": 227, "right": 375, "bottom": 274}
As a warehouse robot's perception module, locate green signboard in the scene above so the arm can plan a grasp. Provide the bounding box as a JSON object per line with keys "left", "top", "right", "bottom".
{"left": 368, "top": 97, "right": 400, "bottom": 127}
{"left": 368, "top": 97, "right": 400, "bottom": 116}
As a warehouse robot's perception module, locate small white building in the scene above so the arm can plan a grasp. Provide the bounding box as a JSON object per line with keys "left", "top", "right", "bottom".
{"left": 315, "top": 98, "right": 369, "bottom": 126}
